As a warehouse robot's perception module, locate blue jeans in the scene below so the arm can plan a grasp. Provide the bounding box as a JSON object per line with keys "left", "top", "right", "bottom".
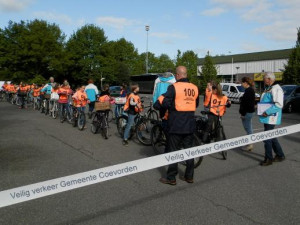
{"left": 124, "top": 114, "right": 136, "bottom": 140}
{"left": 241, "top": 113, "right": 253, "bottom": 135}
{"left": 115, "top": 104, "right": 124, "bottom": 118}
{"left": 263, "top": 124, "right": 285, "bottom": 160}
{"left": 77, "top": 107, "right": 85, "bottom": 112}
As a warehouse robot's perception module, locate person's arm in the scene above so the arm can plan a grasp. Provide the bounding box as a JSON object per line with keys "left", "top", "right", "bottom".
{"left": 161, "top": 85, "right": 175, "bottom": 110}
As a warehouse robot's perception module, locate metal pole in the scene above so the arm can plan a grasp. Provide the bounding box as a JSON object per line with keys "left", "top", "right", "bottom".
{"left": 145, "top": 25, "right": 150, "bottom": 74}
{"left": 231, "top": 57, "right": 233, "bottom": 83}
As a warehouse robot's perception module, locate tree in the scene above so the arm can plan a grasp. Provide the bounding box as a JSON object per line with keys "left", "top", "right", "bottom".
{"left": 283, "top": 28, "right": 300, "bottom": 85}
{"left": 0, "top": 20, "right": 66, "bottom": 83}
{"left": 176, "top": 50, "right": 199, "bottom": 86}
{"left": 151, "top": 54, "right": 175, "bottom": 73}
{"left": 65, "top": 24, "right": 107, "bottom": 86}
{"left": 199, "top": 52, "right": 219, "bottom": 93}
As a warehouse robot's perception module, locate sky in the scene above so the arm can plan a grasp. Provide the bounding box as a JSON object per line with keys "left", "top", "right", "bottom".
{"left": 0, "top": 0, "right": 299, "bottom": 59}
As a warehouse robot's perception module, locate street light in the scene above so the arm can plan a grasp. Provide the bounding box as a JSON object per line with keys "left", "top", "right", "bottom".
{"left": 236, "top": 66, "right": 240, "bottom": 83}
{"left": 100, "top": 73, "right": 105, "bottom": 90}
{"left": 145, "top": 25, "right": 150, "bottom": 74}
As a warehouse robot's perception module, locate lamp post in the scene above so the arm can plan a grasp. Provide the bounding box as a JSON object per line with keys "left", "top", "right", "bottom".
{"left": 145, "top": 25, "right": 150, "bottom": 74}
{"left": 100, "top": 73, "right": 105, "bottom": 90}
{"left": 236, "top": 66, "right": 240, "bottom": 83}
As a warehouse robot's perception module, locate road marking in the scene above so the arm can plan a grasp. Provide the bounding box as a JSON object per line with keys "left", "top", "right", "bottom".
{"left": 0, "top": 124, "right": 299, "bottom": 208}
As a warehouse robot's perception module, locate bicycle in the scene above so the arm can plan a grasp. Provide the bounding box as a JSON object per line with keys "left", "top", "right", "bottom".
{"left": 141, "top": 96, "right": 159, "bottom": 121}
{"left": 33, "top": 96, "right": 41, "bottom": 111}
{"left": 91, "top": 110, "right": 109, "bottom": 139}
{"left": 71, "top": 102, "right": 86, "bottom": 131}
{"left": 117, "top": 110, "right": 154, "bottom": 146}
{"left": 196, "top": 105, "right": 228, "bottom": 160}
{"left": 150, "top": 119, "right": 203, "bottom": 168}
{"left": 49, "top": 100, "right": 59, "bottom": 119}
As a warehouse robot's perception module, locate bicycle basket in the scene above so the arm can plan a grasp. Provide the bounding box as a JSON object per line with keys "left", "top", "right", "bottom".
{"left": 95, "top": 101, "right": 111, "bottom": 111}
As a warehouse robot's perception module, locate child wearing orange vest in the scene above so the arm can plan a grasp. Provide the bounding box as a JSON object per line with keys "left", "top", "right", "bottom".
{"left": 202, "top": 82, "right": 231, "bottom": 143}
{"left": 72, "top": 86, "right": 89, "bottom": 112}
{"left": 122, "top": 84, "right": 142, "bottom": 146}
{"left": 57, "top": 81, "right": 73, "bottom": 122}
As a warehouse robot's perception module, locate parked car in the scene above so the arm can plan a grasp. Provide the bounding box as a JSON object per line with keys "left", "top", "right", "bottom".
{"left": 220, "top": 83, "right": 260, "bottom": 103}
{"left": 109, "top": 86, "right": 121, "bottom": 97}
{"left": 282, "top": 85, "right": 300, "bottom": 113}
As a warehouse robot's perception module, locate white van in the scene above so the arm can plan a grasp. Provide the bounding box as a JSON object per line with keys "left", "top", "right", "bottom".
{"left": 220, "top": 83, "right": 245, "bottom": 103}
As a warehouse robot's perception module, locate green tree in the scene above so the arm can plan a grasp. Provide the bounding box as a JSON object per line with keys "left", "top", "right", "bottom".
{"left": 283, "top": 28, "right": 300, "bottom": 85}
{"left": 0, "top": 20, "right": 66, "bottom": 83}
{"left": 176, "top": 50, "right": 199, "bottom": 85}
{"left": 65, "top": 24, "right": 107, "bottom": 86}
{"left": 199, "top": 52, "right": 219, "bottom": 93}
{"left": 151, "top": 54, "right": 175, "bottom": 73}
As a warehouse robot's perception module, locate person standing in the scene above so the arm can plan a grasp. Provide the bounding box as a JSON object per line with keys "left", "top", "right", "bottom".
{"left": 17, "top": 82, "right": 29, "bottom": 109}
{"left": 85, "top": 79, "right": 99, "bottom": 118}
{"left": 159, "top": 66, "right": 199, "bottom": 185}
{"left": 239, "top": 77, "right": 255, "bottom": 151}
{"left": 58, "top": 81, "right": 73, "bottom": 123}
{"left": 122, "top": 84, "right": 142, "bottom": 146}
{"left": 203, "top": 81, "right": 213, "bottom": 111}
{"left": 259, "top": 72, "right": 285, "bottom": 166}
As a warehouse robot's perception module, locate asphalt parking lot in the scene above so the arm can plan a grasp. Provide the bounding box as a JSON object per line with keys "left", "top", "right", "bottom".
{"left": 0, "top": 98, "right": 299, "bottom": 225}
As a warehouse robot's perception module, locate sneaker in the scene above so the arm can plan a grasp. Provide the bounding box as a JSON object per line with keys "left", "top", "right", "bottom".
{"left": 260, "top": 159, "right": 273, "bottom": 166}
{"left": 241, "top": 144, "right": 253, "bottom": 151}
{"left": 122, "top": 140, "right": 129, "bottom": 146}
{"left": 273, "top": 155, "right": 285, "bottom": 162}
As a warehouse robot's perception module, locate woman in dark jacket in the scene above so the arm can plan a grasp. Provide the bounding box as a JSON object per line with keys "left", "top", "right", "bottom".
{"left": 239, "top": 77, "right": 255, "bottom": 151}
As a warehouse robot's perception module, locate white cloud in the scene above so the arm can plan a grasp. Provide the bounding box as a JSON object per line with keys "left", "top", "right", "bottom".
{"left": 162, "top": 40, "right": 174, "bottom": 44}
{"left": 211, "top": 0, "right": 258, "bottom": 8}
{"left": 96, "top": 16, "right": 137, "bottom": 30}
{"left": 0, "top": 0, "right": 32, "bottom": 12}
{"left": 33, "top": 11, "right": 72, "bottom": 25}
{"left": 150, "top": 32, "right": 188, "bottom": 39}
{"left": 201, "top": 7, "right": 226, "bottom": 16}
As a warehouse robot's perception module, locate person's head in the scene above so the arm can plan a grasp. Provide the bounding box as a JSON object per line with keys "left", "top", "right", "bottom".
{"left": 62, "top": 81, "right": 69, "bottom": 87}
{"left": 241, "top": 77, "right": 254, "bottom": 89}
{"left": 121, "top": 84, "right": 126, "bottom": 90}
{"left": 103, "top": 84, "right": 109, "bottom": 91}
{"left": 53, "top": 83, "right": 59, "bottom": 90}
{"left": 207, "top": 81, "right": 213, "bottom": 91}
{"left": 131, "top": 84, "right": 139, "bottom": 93}
{"left": 80, "top": 85, "right": 85, "bottom": 92}
{"left": 49, "top": 77, "right": 54, "bottom": 83}
{"left": 211, "top": 82, "right": 223, "bottom": 97}
{"left": 175, "top": 66, "right": 188, "bottom": 81}
{"left": 88, "top": 79, "right": 94, "bottom": 84}
{"left": 263, "top": 72, "right": 275, "bottom": 86}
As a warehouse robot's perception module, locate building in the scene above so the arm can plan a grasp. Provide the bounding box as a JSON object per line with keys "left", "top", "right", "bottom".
{"left": 197, "top": 48, "right": 293, "bottom": 92}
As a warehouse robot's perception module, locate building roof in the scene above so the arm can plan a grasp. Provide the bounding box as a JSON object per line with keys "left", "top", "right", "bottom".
{"left": 198, "top": 48, "right": 293, "bottom": 65}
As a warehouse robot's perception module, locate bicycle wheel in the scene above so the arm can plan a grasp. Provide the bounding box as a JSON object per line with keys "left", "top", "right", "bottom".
{"left": 147, "top": 109, "right": 159, "bottom": 121}
{"left": 67, "top": 107, "right": 73, "bottom": 123}
{"left": 72, "top": 111, "right": 77, "bottom": 127}
{"left": 77, "top": 111, "right": 86, "bottom": 131}
{"left": 136, "top": 118, "right": 152, "bottom": 146}
{"left": 107, "top": 109, "right": 113, "bottom": 123}
{"left": 101, "top": 117, "right": 109, "bottom": 139}
{"left": 216, "top": 126, "right": 227, "bottom": 160}
{"left": 90, "top": 113, "right": 98, "bottom": 134}
{"left": 52, "top": 103, "right": 58, "bottom": 119}
{"left": 117, "top": 115, "right": 127, "bottom": 137}
{"left": 151, "top": 123, "right": 167, "bottom": 155}
{"left": 179, "top": 134, "right": 204, "bottom": 169}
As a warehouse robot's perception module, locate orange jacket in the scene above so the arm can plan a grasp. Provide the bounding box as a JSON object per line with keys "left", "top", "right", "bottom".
{"left": 124, "top": 93, "right": 142, "bottom": 113}
{"left": 173, "top": 82, "right": 198, "bottom": 112}
{"left": 7, "top": 84, "right": 16, "bottom": 93}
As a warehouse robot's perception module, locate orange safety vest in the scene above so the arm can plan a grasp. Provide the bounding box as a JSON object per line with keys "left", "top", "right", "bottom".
{"left": 3, "top": 84, "right": 8, "bottom": 91}
{"left": 19, "top": 86, "right": 28, "bottom": 92}
{"left": 173, "top": 82, "right": 198, "bottom": 112}
{"left": 209, "top": 94, "right": 228, "bottom": 116}
{"left": 158, "top": 95, "right": 169, "bottom": 120}
{"left": 7, "top": 84, "right": 15, "bottom": 92}
{"left": 73, "top": 91, "right": 88, "bottom": 107}
{"left": 123, "top": 93, "right": 142, "bottom": 113}
{"left": 98, "top": 94, "right": 110, "bottom": 102}
{"left": 58, "top": 87, "right": 71, "bottom": 101}
{"left": 204, "top": 88, "right": 212, "bottom": 107}
{"left": 33, "top": 87, "right": 42, "bottom": 97}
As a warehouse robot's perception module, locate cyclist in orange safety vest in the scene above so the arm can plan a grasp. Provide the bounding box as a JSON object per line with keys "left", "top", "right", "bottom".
{"left": 202, "top": 82, "right": 231, "bottom": 144}
{"left": 57, "top": 81, "right": 73, "bottom": 123}
{"left": 72, "top": 85, "right": 89, "bottom": 112}
{"left": 122, "top": 84, "right": 142, "bottom": 146}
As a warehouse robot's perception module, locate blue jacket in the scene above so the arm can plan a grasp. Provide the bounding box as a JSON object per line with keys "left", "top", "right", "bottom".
{"left": 41, "top": 83, "right": 52, "bottom": 95}
{"left": 85, "top": 83, "right": 99, "bottom": 102}
{"left": 152, "top": 75, "right": 176, "bottom": 103}
{"left": 259, "top": 84, "right": 283, "bottom": 125}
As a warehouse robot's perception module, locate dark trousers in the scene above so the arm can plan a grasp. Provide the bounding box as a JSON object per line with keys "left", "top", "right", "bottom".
{"left": 59, "top": 103, "right": 68, "bottom": 121}
{"left": 19, "top": 95, "right": 26, "bottom": 108}
{"left": 88, "top": 101, "right": 95, "bottom": 112}
{"left": 202, "top": 113, "right": 218, "bottom": 143}
{"left": 263, "top": 124, "right": 285, "bottom": 160}
{"left": 167, "top": 133, "right": 194, "bottom": 181}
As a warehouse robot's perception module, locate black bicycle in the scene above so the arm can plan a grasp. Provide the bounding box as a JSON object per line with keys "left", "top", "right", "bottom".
{"left": 70, "top": 104, "right": 86, "bottom": 131}
{"left": 150, "top": 120, "right": 203, "bottom": 168}
{"left": 117, "top": 111, "right": 153, "bottom": 146}
{"left": 195, "top": 107, "right": 228, "bottom": 160}
{"left": 91, "top": 110, "right": 109, "bottom": 139}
